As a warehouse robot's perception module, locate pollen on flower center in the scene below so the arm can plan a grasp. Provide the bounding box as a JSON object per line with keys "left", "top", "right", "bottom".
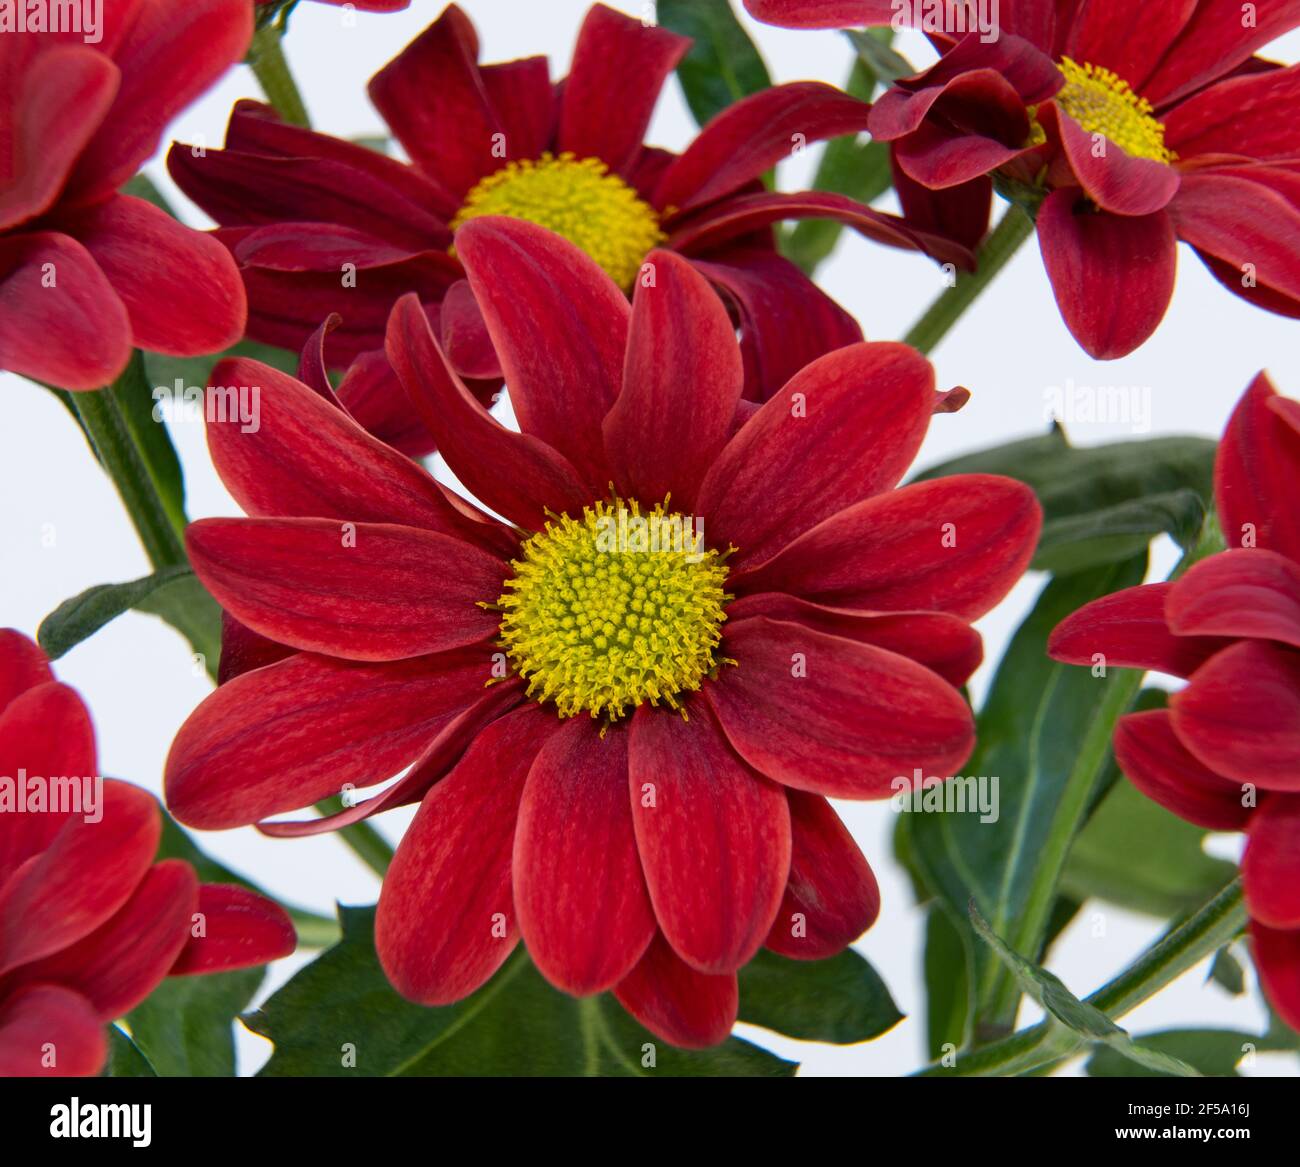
{"left": 451, "top": 152, "right": 665, "bottom": 291}
{"left": 494, "top": 498, "right": 732, "bottom": 721}
{"left": 1053, "top": 58, "right": 1175, "bottom": 163}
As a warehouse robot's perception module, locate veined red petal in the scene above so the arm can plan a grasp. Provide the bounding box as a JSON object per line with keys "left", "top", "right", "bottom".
{"left": 0, "top": 985, "right": 105, "bottom": 1077}
{"left": 1167, "top": 549, "right": 1300, "bottom": 648}
{"left": 613, "top": 933, "right": 738, "bottom": 1049}
{"left": 1251, "top": 919, "right": 1300, "bottom": 1032}
{"left": 169, "top": 884, "right": 296, "bottom": 975}
{"left": 1243, "top": 795, "right": 1300, "bottom": 929}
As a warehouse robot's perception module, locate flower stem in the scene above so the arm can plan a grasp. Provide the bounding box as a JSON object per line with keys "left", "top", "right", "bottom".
{"left": 919, "top": 878, "right": 1247, "bottom": 1076}
{"left": 902, "top": 203, "right": 1036, "bottom": 355}
{"left": 249, "top": 21, "right": 310, "bottom": 128}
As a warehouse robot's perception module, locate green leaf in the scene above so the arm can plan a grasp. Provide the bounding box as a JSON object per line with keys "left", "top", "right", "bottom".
{"left": 969, "top": 902, "right": 1201, "bottom": 1077}
{"left": 922, "top": 905, "right": 973, "bottom": 1059}
{"left": 900, "top": 555, "right": 1149, "bottom": 1034}
{"left": 736, "top": 947, "right": 902, "bottom": 1044}
{"left": 126, "top": 966, "right": 265, "bottom": 1076}
{"left": 1208, "top": 947, "right": 1246, "bottom": 995}
{"left": 846, "top": 27, "right": 915, "bottom": 85}
{"left": 250, "top": 906, "right": 794, "bottom": 1076}
{"left": 103, "top": 1025, "right": 158, "bottom": 1077}
{"left": 1033, "top": 489, "right": 1206, "bottom": 574}
{"left": 121, "top": 173, "right": 177, "bottom": 216}
{"left": 1087, "top": 1029, "right": 1256, "bottom": 1077}
{"left": 658, "top": 0, "right": 772, "bottom": 126}
{"left": 143, "top": 337, "right": 300, "bottom": 395}
{"left": 133, "top": 571, "right": 223, "bottom": 676}
{"left": 1064, "top": 775, "right": 1237, "bottom": 919}
{"left": 782, "top": 54, "right": 890, "bottom": 275}
{"left": 915, "top": 425, "right": 1217, "bottom": 574}
{"left": 38, "top": 565, "right": 199, "bottom": 659}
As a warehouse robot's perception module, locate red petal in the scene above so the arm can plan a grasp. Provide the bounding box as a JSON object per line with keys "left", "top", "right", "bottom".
{"left": 1141, "top": 0, "right": 1300, "bottom": 107}
{"left": 375, "top": 705, "right": 559, "bottom": 1004}
{"left": 202, "top": 357, "right": 491, "bottom": 540}
{"left": 0, "top": 628, "right": 54, "bottom": 712}
{"left": 558, "top": 4, "right": 688, "bottom": 173}
{"left": 0, "top": 780, "right": 159, "bottom": 975}
{"left": 1037, "top": 188, "right": 1177, "bottom": 359}
{"left": 1250, "top": 919, "right": 1300, "bottom": 1033}
{"left": 629, "top": 703, "right": 790, "bottom": 974}
{"left": 0, "top": 985, "right": 105, "bottom": 1077}
{"left": 613, "top": 933, "right": 738, "bottom": 1049}
{"left": 892, "top": 159, "right": 992, "bottom": 254}
{"left": 186, "top": 517, "right": 503, "bottom": 661}
{"left": 0, "top": 681, "right": 96, "bottom": 885}
{"left": 65, "top": 0, "right": 252, "bottom": 202}
{"left": 334, "top": 349, "right": 437, "bottom": 460}
{"left": 1165, "top": 64, "right": 1300, "bottom": 162}
{"left": 733, "top": 475, "right": 1041, "bottom": 621}
{"left": 164, "top": 650, "right": 492, "bottom": 829}
{"left": 704, "top": 617, "right": 974, "bottom": 799}
{"left": 696, "top": 342, "right": 935, "bottom": 570}
{"left": 0, "top": 46, "right": 117, "bottom": 231}
{"left": 0, "top": 231, "right": 130, "bottom": 390}
{"left": 455, "top": 217, "right": 629, "bottom": 490}
{"left": 169, "top": 883, "right": 296, "bottom": 975}
{"left": 1113, "top": 709, "right": 1251, "bottom": 832}
{"left": 514, "top": 719, "right": 655, "bottom": 994}
{"left": 216, "top": 612, "right": 295, "bottom": 686}
{"left": 1167, "top": 549, "right": 1300, "bottom": 648}
{"left": 1170, "top": 640, "right": 1300, "bottom": 791}
{"left": 366, "top": 4, "right": 499, "bottom": 196}
{"left": 1170, "top": 172, "right": 1300, "bottom": 306}
{"left": 1215, "top": 373, "right": 1300, "bottom": 559}
{"left": 689, "top": 249, "right": 863, "bottom": 403}
{"left": 1048, "top": 582, "right": 1230, "bottom": 678}
{"left": 603, "top": 250, "right": 743, "bottom": 508}
{"left": 1243, "top": 795, "right": 1300, "bottom": 929}
{"left": 54, "top": 194, "right": 245, "bottom": 356}
{"left": 1063, "top": 0, "right": 1195, "bottom": 96}
{"left": 481, "top": 56, "right": 555, "bottom": 163}
{"left": 7, "top": 860, "right": 197, "bottom": 1020}
{"left": 655, "top": 83, "right": 872, "bottom": 213}
{"left": 766, "top": 790, "right": 880, "bottom": 959}
{"left": 725, "top": 593, "right": 983, "bottom": 688}
{"left": 742, "top": 1, "right": 897, "bottom": 28}
{"left": 384, "top": 293, "right": 589, "bottom": 529}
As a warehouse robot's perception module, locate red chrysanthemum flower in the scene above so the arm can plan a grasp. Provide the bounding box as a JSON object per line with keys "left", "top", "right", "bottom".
{"left": 746, "top": 0, "right": 1300, "bottom": 358}
{"left": 0, "top": 0, "right": 252, "bottom": 390}
{"left": 162, "top": 214, "right": 1039, "bottom": 1047}
{"left": 0, "top": 631, "right": 295, "bottom": 1077}
{"left": 167, "top": 2, "right": 970, "bottom": 418}
{"left": 1050, "top": 373, "right": 1300, "bottom": 1031}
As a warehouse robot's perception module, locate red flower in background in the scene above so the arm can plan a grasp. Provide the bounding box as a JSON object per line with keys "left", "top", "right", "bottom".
{"left": 746, "top": 0, "right": 1300, "bottom": 359}
{"left": 0, "top": 0, "right": 252, "bottom": 390}
{"left": 162, "top": 215, "right": 1039, "bottom": 1047}
{"left": 1051, "top": 374, "right": 1300, "bottom": 1031}
{"left": 168, "top": 1, "right": 970, "bottom": 422}
{"left": 0, "top": 631, "right": 294, "bottom": 1077}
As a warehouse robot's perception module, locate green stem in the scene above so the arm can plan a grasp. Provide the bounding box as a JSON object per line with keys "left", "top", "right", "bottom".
{"left": 903, "top": 203, "right": 1036, "bottom": 355}
{"left": 71, "top": 384, "right": 185, "bottom": 570}
{"left": 313, "top": 798, "right": 394, "bottom": 878}
{"left": 249, "top": 22, "right": 310, "bottom": 128}
{"left": 921, "top": 879, "right": 1247, "bottom": 1076}
{"left": 286, "top": 906, "right": 342, "bottom": 950}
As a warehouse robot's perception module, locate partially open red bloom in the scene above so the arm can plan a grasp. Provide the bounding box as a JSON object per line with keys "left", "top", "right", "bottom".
{"left": 0, "top": 631, "right": 294, "bottom": 1077}
{"left": 163, "top": 214, "right": 1039, "bottom": 1047}
{"left": 748, "top": 0, "right": 1300, "bottom": 359}
{"left": 0, "top": 0, "right": 252, "bottom": 390}
{"left": 168, "top": 1, "right": 970, "bottom": 418}
{"left": 1051, "top": 374, "right": 1300, "bottom": 1030}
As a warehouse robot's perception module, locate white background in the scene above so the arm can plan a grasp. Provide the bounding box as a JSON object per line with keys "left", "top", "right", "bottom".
{"left": 2, "top": 0, "right": 1298, "bottom": 1075}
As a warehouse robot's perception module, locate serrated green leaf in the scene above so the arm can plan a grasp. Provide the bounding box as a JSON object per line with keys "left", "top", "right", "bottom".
{"left": 126, "top": 966, "right": 265, "bottom": 1077}
{"left": 736, "top": 947, "right": 901, "bottom": 1044}
{"left": 103, "top": 1025, "right": 158, "bottom": 1077}
{"left": 250, "top": 906, "right": 794, "bottom": 1076}
{"left": 658, "top": 0, "right": 772, "bottom": 127}
{"left": 969, "top": 902, "right": 1201, "bottom": 1077}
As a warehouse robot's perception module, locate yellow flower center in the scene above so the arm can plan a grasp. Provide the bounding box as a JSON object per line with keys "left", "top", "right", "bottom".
{"left": 1052, "top": 58, "right": 1175, "bottom": 163}
{"left": 495, "top": 499, "right": 731, "bottom": 721}
{"left": 452, "top": 152, "right": 665, "bottom": 291}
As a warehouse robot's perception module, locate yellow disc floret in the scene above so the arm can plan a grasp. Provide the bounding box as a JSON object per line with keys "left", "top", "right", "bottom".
{"left": 494, "top": 499, "right": 732, "bottom": 721}
{"left": 452, "top": 152, "right": 665, "bottom": 291}
{"left": 1054, "top": 58, "right": 1175, "bottom": 163}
